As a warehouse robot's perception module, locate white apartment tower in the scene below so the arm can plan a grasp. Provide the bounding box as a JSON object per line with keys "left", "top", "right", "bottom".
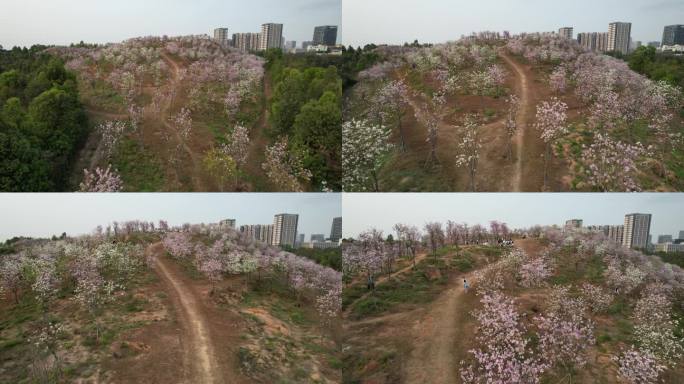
{"left": 330, "top": 217, "right": 342, "bottom": 243}
{"left": 259, "top": 23, "right": 284, "bottom": 51}
{"left": 232, "top": 33, "right": 260, "bottom": 52}
{"left": 213, "top": 28, "right": 229, "bottom": 46}
{"left": 272, "top": 214, "right": 299, "bottom": 247}
{"left": 623, "top": 213, "right": 652, "bottom": 249}
{"left": 558, "top": 27, "right": 574, "bottom": 40}
{"left": 608, "top": 22, "right": 632, "bottom": 55}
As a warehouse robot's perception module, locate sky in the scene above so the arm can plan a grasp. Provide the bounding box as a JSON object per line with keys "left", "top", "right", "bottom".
{"left": 0, "top": 0, "right": 341, "bottom": 48}
{"left": 0, "top": 193, "right": 341, "bottom": 242}
{"left": 343, "top": 0, "right": 684, "bottom": 47}
{"left": 343, "top": 193, "right": 684, "bottom": 239}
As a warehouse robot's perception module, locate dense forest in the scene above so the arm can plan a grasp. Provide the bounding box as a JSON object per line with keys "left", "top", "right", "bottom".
{"left": 624, "top": 46, "right": 684, "bottom": 89}
{"left": 0, "top": 46, "right": 88, "bottom": 191}
{"left": 264, "top": 49, "right": 343, "bottom": 190}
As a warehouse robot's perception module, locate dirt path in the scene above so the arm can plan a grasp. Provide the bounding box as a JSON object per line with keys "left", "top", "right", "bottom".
{"left": 159, "top": 52, "right": 205, "bottom": 191}
{"left": 148, "top": 243, "right": 221, "bottom": 384}
{"left": 500, "top": 52, "right": 531, "bottom": 192}
{"left": 243, "top": 74, "right": 273, "bottom": 191}
{"left": 403, "top": 271, "right": 475, "bottom": 384}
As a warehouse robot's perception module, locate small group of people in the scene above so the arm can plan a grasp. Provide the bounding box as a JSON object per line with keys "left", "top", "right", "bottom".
{"left": 497, "top": 238, "right": 514, "bottom": 247}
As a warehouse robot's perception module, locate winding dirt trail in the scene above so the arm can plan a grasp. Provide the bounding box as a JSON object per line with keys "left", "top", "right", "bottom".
{"left": 159, "top": 52, "right": 205, "bottom": 191}
{"left": 147, "top": 243, "right": 221, "bottom": 384}
{"left": 500, "top": 52, "right": 531, "bottom": 192}
{"left": 403, "top": 272, "right": 475, "bottom": 384}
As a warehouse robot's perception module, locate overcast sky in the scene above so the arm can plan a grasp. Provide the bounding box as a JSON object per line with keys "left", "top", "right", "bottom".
{"left": 343, "top": 0, "right": 683, "bottom": 47}
{"left": 0, "top": 0, "right": 340, "bottom": 48}
{"left": 0, "top": 194, "right": 341, "bottom": 242}
{"left": 343, "top": 194, "right": 684, "bottom": 240}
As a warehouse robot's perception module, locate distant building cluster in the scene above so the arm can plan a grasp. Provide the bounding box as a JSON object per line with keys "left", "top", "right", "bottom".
{"left": 572, "top": 213, "right": 652, "bottom": 250}
{"left": 230, "top": 215, "right": 340, "bottom": 250}
{"left": 212, "top": 24, "right": 340, "bottom": 54}
{"left": 559, "top": 23, "right": 684, "bottom": 55}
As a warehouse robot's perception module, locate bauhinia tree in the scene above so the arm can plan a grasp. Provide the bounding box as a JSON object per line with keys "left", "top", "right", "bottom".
{"left": 79, "top": 166, "right": 124, "bottom": 192}
{"left": 424, "top": 222, "right": 445, "bottom": 258}
{"left": 262, "top": 137, "right": 312, "bottom": 192}
{"left": 504, "top": 94, "right": 520, "bottom": 161}
{"left": 582, "top": 133, "right": 649, "bottom": 192}
{"left": 342, "top": 119, "right": 393, "bottom": 192}
{"left": 534, "top": 98, "right": 568, "bottom": 190}
{"left": 223, "top": 124, "right": 250, "bottom": 189}
{"left": 455, "top": 115, "right": 482, "bottom": 192}
{"left": 372, "top": 80, "right": 410, "bottom": 151}
{"left": 393, "top": 223, "right": 422, "bottom": 268}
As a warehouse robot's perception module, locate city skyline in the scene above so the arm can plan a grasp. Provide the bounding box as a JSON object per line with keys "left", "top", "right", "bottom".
{"left": 342, "top": 0, "right": 683, "bottom": 46}
{"left": 342, "top": 194, "right": 684, "bottom": 239}
{"left": 0, "top": 193, "right": 341, "bottom": 242}
{"left": 0, "top": 0, "right": 340, "bottom": 48}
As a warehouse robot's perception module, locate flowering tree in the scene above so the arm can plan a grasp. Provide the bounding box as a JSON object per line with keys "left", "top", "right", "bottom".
{"left": 0, "top": 256, "right": 24, "bottom": 304}
{"left": 203, "top": 147, "right": 237, "bottom": 192}
{"left": 455, "top": 115, "right": 482, "bottom": 191}
{"left": 504, "top": 95, "right": 520, "bottom": 161}
{"left": 615, "top": 348, "right": 666, "bottom": 384}
{"left": 534, "top": 98, "right": 568, "bottom": 189}
{"left": 99, "top": 120, "right": 128, "bottom": 160}
{"left": 342, "top": 119, "right": 393, "bottom": 192}
{"left": 393, "top": 223, "right": 422, "bottom": 268}
{"left": 461, "top": 291, "right": 547, "bottom": 384}
{"left": 535, "top": 313, "right": 595, "bottom": 372}
{"left": 631, "top": 285, "right": 683, "bottom": 366}
{"left": 519, "top": 256, "right": 552, "bottom": 288}
{"left": 262, "top": 137, "right": 312, "bottom": 192}
{"left": 372, "top": 80, "right": 410, "bottom": 151}
{"left": 424, "top": 222, "right": 445, "bottom": 258}
{"left": 582, "top": 134, "right": 649, "bottom": 192}
{"left": 580, "top": 283, "right": 614, "bottom": 313}
{"left": 79, "top": 166, "right": 124, "bottom": 192}
{"left": 549, "top": 66, "right": 568, "bottom": 94}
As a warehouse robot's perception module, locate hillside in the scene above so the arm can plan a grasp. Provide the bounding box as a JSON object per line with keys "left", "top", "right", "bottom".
{"left": 342, "top": 226, "right": 684, "bottom": 383}
{"left": 343, "top": 33, "right": 684, "bottom": 192}
{"left": 0, "top": 222, "right": 341, "bottom": 383}
{"left": 35, "top": 35, "right": 341, "bottom": 192}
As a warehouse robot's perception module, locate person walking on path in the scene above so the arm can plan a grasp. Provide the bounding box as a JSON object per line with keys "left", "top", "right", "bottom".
{"left": 463, "top": 278, "right": 469, "bottom": 293}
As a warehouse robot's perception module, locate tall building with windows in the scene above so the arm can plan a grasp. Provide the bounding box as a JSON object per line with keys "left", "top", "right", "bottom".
{"left": 623, "top": 213, "right": 652, "bottom": 249}
{"left": 272, "top": 213, "right": 298, "bottom": 247}
{"left": 607, "top": 225, "right": 624, "bottom": 245}
{"left": 662, "top": 25, "right": 684, "bottom": 47}
{"left": 679, "top": 230, "right": 684, "bottom": 240}
{"left": 259, "top": 23, "right": 284, "bottom": 51}
{"left": 313, "top": 26, "right": 338, "bottom": 46}
{"left": 578, "top": 32, "right": 598, "bottom": 50}
{"left": 565, "top": 219, "right": 583, "bottom": 229}
{"left": 240, "top": 224, "right": 273, "bottom": 244}
{"left": 558, "top": 27, "right": 574, "bottom": 40}
{"left": 597, "top": 32, "right": 609, "bottom": 52}
{"left": 608, "top": 22, "right": 632, "bottom": 54}
{"left": 213, "top": 28, "right": 229, "bottom": 46}
{"left": 232, "top": 33, "right": 260, "bottom": 52}
{"left": 330, "top": 217, "right": 342, "bottom": 243}
{"left": 220, "top": 219, "right": 236, "bottom": 229}
{"left": 311, "top": 234, "right": 325, "bottom": 243}
{"left": 658, "top": 235, "right": 673, "bottom": 244}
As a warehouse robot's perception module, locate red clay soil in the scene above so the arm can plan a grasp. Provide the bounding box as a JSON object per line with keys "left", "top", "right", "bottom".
{"left": 104, "top": 243, "right": 249, "bottom": 384}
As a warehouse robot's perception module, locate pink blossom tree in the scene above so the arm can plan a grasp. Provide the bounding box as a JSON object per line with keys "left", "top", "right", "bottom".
{"left": 342, "top": 119, "right": 393, "bottom": 192}
{"left": 455, "top": 115, "right": 482, "bottom": 192}
{"left": 582, "top": 133, "right": 649, "bottom": 192}
{"left": 262, "top": 137, "right": 312, "bottom": 192}
{"left": 534, "top": 98, "right": 568, "bottom": 189}
{"left": 79, "top": 166, "right": 124, "bottom": 192}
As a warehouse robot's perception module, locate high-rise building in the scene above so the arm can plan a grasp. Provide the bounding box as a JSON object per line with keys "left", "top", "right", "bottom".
{"left": 578, "top": 32, "right": 598, "bottom": 50}
{"left": 607, "top": 225, "right": 624, "bottom": 244}
{"left": 597, "top": 32, "right": 609, "bottom": 52}
{"left": 311, "top": 234, "right": 325, "bottom": 243}
{"left": 284, "top": 41, "right": 297, "bottom": 50}
{"left": 330, "top": 217, "right": 342, "bottom": 243}
{"left": 272, "top": 213, "right": 298, "bottom": 247}
{"left": 608, "top": 22, "right": 632, "bottom": 55}
{"left": 259, "top": 23, "right": 284, "bottom": 51}
{"left": 220, "top": 219, "right": 236, "bottom": 229}
{"left": 313, "top": 26, "right": 339, "bottom": 46}
{"left": 658, "top": 235, "right": 674, "bottom": 244}
{"left": 214, "top": 28, "right": 229, "bottom": 46}
{"left": 565, "top": 219, "right": 583, "bottom": 229}
{"left": 240, "top": 224, "right": 273, "bottom": 244}
{"left": 647, "top": 41, "right": 661, "bottom": 48}
{"left": 623, "top": 213, "right": 652, "bottom": 249}
{"left": 232, "top": 33, "right": 260, "bottom": 52}
{"left": 296, "top": 233, "right": 305, "bottom": 246}
{"left": 558, "top": 27, "right": 574, "bottom": 40}
{"left": 662, "top": 25, "right": 684, "bottom": 47}
{"left": 679, "top": 230, "right": 684, "bottom": 240}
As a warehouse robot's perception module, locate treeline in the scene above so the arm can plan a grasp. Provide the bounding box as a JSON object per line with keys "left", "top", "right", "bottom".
{"left": 265, "top": 49, "right": 342, "bottom": 190}
{"left": 621, "top": 46, "right": 684, "bottom": 89}
{"left": 283, "top": 246, "right": 342, "bottom": 272}
{"left": 0, "top": 46, "right": 88, "bottom": 191}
